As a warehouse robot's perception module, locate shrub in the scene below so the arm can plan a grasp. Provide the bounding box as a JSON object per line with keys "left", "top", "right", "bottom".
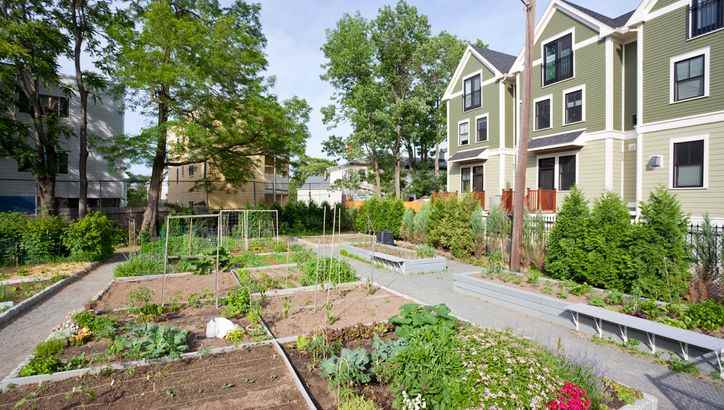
{"left": 22, "top": 216, "right": 67, "bottom": 263}
{"left": 113, "top": 254, "right": 163, "bottom": 277}
{"left": 0, "top": 212, "right": 28, "bottom": 265}
{"left": 63, "top": 212, "right": 116, "bottom": 261}
{"left": 545, "top": 187, "right": 589, "bottom": 281}
{"left": 470, "top": 207, "right": 486, "bottom": 256}
{"left": 523, "top": 213, "right": 547, "bottom": 271}
{"left": 628, "top": 187, "right": 690, "bottom": 301}
{"left": 413, "top": 202, "right": 431, "bottom": 242}
{"left": 582, "top": 193, "right": 634, "bottom": 290}
{"left": 18, "top": 338, "right": 65, "bottom": 376}
{"left": 685, "top": 300, "right": 724, "bottom": 331}
{"left": 400, "top": 208, "right": 415, "bottom": 241}
{"left": 222, "top": 287, "right": 251, "bottom": 318}
{"left": 427, "top": 195, "right": 478, "bottom": 258}
{"left": 485, "top": 204, "right": 510, "bottom": 258}
{"left": 415, "top": 244, "right": 435, "bottom": 258}
{"left": 355, "top": 196, "right": 405, "bottom": 237}
{"left": 690, "top": 214, "right": 720, "bottom": 301}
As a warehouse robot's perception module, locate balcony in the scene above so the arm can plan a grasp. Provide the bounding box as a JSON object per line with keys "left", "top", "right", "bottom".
{"left": 432, "top": 191, "right": 485, "bottom": 208}
{"left": 502, "top": 189, "right": 557, "bottom": 213}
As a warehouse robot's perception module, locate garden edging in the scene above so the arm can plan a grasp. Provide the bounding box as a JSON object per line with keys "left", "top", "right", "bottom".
{"left": 0, "top": 261, "right": 103, "bottom": 329}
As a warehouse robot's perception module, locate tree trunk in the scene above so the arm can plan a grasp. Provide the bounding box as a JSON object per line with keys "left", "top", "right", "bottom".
{"left": 394, "top": 126, "right": 402, "bottom": 199}
{"left": 141, "top": 100, "right": 168, "bottom": 236}
{"left": 37, "top": 174, "right": 57, "bottom": 216}
{"left": 511, "top": 0, "right": 535, "bottom": 272}
{"left": 434, "top": 142, "right": 440, "bottom": 177}
{"left": 372, "top": 157, "right": 381, "bottom": 194}
{"left": 74, "top": 12, "right": 89, "bottom": 217}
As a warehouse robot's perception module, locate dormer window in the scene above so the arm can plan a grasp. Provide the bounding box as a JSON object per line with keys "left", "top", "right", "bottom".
{"left": 690, "top": 0, "right": 723, "bottom": 37}
{"left": 543, "top": 33, "right": 573, "bottom": 86}
{"left": 463, "top": 74, "right": 481, "bottom": 111}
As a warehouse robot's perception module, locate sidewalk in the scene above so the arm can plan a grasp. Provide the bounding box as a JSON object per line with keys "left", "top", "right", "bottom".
{"left": 336, "top": 251, "right": 724, "bottom": 410}
{"left": 0, "top": 258, "right": 118, "bottom": 380}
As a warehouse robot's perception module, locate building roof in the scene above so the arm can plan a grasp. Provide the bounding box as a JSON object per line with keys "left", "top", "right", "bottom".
{"left": 561, "top": 0, "right": 635, "bottom": 28}
{"left": 528, "top": 130, "right": 584, "bottom": 151}
{"left": 301, "top": 175, "right": 330, "bottom": 189}
{"left": 472, "top": 45, "right": 517, "bottom": 73}
{"left": 448, "top": 148, "right": 487, "bottom": 163}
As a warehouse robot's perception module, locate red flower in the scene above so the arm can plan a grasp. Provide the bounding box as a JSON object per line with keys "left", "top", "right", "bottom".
{"left": 547, "top": 382, "right": 591, "bottom": 410}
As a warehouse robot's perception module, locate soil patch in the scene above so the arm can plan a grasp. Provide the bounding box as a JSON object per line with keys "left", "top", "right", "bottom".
{"left": 0, "top": 276, "right": 67, "bottom": 304}
{"left": 352, "top": 243, "right": 422, "bottom": 259}
{"left": 0, "top": 345, "right": 306, "bottom": 410}
{"left": 95, "top": 272, "right": 239, "bottom": 311}
{"left": 240, "top": 268, "right": 303, "bottom": 290}
{"left": 262, "top": 286, "right": 409, "bottom": 338}
{"left": 299, "top": 234, "right": 372, "bottom": 245}
{"left": 0, "top": 261, "right": 91, "bottom": 282}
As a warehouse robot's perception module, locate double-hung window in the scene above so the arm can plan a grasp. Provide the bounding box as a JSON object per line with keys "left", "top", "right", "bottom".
{"left": 673, "top": 54, "right": 706, "bottom": 101}
{"left": 458, "top": 121, "right": 470, "bottom": 145}
{"left": 463, "top": 75, "right": 481, "bottom": 111}
{"left": 476, "top": 116, "right": 488, "bottom": 142}
{"left": 538, "top": 155, "right": 576, "bottom": 191}
{"left": 543, "top": 33, "right": 573, "bottom": 86}
{"left": 673, "top": 139, "right": 705, "bottom": 188}
{"left": 535, "top": 98, "right": 551, "bottom": 130}
{"left": 558, "top": 155, "right": 576, "bottom": 190}
{"left": 690, "top": 0, "right": 723, "bottom": 37}
{"left": 461, "top": 167, "right": 471, "bottom": 192}
{"left": 564, "top": 89, "right": 583, "bottom": 124}
{"left": 472, "top": 166, "right": 484, "bottom": 192}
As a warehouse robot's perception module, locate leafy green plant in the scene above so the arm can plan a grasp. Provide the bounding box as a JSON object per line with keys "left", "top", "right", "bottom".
{"left": 18, "top": 338, "right": 66, "bottom": 376}
{"left": 21, "top": 216, "right": 67, "bottom": 263}
{"left": 63, "top": 212, "right": 116, "bottom": 261}
{"left": 130, "top": 303, "right": 167, "bottom": 322}
{"left": 128, "top": 287, "right": 153, "bottom": 308}
{"left": 427, "top": 195, "right": 479, "bottom": 258}
{"left": 415, "top": 244, "right": 435, "bottom": 258}
{"left": 297, "top": 334, "right": 340, "bottom": 365}
{"left": 72, "top": 310, "right": 117, "bottom": 339}
{"left": 527, "top": 268, "right": 541, "bottom": 285}
{"left": 370, "top": 335, "right": 406, "bottom": 375}
{"left": 113, "top": 254, "right": 163, "bottom": 277}
{"left": 111, "top": 323, "right": 189, "bottom": 360}
{"left": 323, "top": 301, "right": 337, "bottom": 325}
{"left": 388, "top": 304, "right": 455, "bottom": 338}
{"left": 0, "top": 212, "right": 28, "bottom": 265}
{"left": 691, "top": 214, "right": 720, "bottom": 301}
{"left": 355, "top": 196, "right": 405, "bottom": 237}
{"left": 222, "top": 287, "right": 251, "bottom": 318}
{"left": 587, "top": 296, "right": 606, "bottom": 308}
{"left": 400, "top": 208, "right": 416, "bottom": 241}
{"left": 604, "top": 290, "right": 624, "bottom": 305}
{"left": 684, "top": 300, "right": 724, "bottom": 332}
{"left": 567, "top": 282, "right": 592, "bottom": 297}
{"left": 63, "top": 353, "right": 89, "bottom": 371}
{"left": 299, "top": 257, "right": 357, "bottom": 286}
{"left": 667, "top": 358, "right": 698, "bottom": 374}
{"left": 320, "top": 348, "right": 371, "bottom": 387}
{"left": 225, "top": 329, "right": 246, "bottom": 345}
{"left": 545, "top": 187, "right": 589, "bottom": 282}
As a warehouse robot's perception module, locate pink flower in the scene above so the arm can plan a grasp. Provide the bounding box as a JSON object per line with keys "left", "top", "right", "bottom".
{"left": 547, "top": 382, "right": 591, "bottom": 410}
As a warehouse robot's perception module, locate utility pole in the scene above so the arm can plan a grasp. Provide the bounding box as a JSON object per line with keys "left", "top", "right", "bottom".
{"left": 511, "top": 0, "right": 535, "bottom": 271}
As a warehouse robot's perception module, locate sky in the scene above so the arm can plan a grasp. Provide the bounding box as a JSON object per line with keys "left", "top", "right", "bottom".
{"left": 59, "top": 0, "right": 638, "bottom": 176}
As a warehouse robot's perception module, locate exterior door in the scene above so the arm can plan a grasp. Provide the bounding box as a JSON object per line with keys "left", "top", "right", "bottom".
{"left": 472, "top": 166, "right": 484, "bottom": 192}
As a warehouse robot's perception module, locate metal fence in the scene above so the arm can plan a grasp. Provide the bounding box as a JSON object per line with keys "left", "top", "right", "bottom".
{"left": 688, "top": 222, "right": 723, "bottom": 275}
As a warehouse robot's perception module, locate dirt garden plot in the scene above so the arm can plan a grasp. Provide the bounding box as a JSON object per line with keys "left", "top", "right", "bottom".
{"left": 238, "top": 268, "right": 304, "bottom": 290}
{"left": 298, "top": 234, "right": 372, "bottom": 245}
{"left": 94, "top": 271, "right": 240, "bottom": 311}
{"left": 1, "top": 276, "right": 67, "bottom": 306}
{"left": 0, "top": 344, "right": 308, "bottom": 410}
{"left": 261, "top": 286, "right": 410, "bottom": 338}
{"left": 352, "top": 242, "right": 423, "bottom": 259}
{"left": 0, "top": 261, "right": 92, "bottom": 282}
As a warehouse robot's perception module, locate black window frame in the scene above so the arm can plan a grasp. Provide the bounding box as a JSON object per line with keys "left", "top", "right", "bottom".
{"left": 538, "top": 157, "right": 556, "bottom": 190}
{"left": 673, "top": 140, "right": 705, "bottom": 188}
{"left": 673, "top": 54, "right": 706, "bottom": 102}
{"left": 17, "top": 93, "right": 69, "bottom": 118}
{"left": 543, "top": 33, "right": 574, "bottom": 86}
{"left": 690, "top": 0, "right": 724, "bottom": 37}
{"left": 188, "top": 164, "right": 196, "bottom": 177}
{"left": 476, "top": 116, "right": 488, "bottom": 142}
{"left": 564, "top": 89, "right": 583, "bottom": 124}
{"left": 463, "top": 74, "right": 481, "bottom": 111}
{"left": 472, "top": 165, "right": 484, "bottom": 192}
{"left": 57, "top": 151, "right": 69, "bottom": 174}
{"left": 460, "top": 166, "right": 471, "bottom": 192}
{"left": 558, "top": 155, "right": 576, "bottom": 191}
{"left": 535, "top": 98, "right": 551, "bottom": 130}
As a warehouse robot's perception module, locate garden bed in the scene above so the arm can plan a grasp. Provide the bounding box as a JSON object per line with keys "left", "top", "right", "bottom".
{"left": 0, "top": 344, "right": 308, "bottom": 409}
{"left": 237, "top": 267, "right": 304, "bottom": 290}
{"left": 262, "top": 286, "right": 410, "bottom": 338}
{"left": 0, "top": 261, "right": 92, "bottom": 282}
{"left": 342, "top": 243, "right": 447, "bottom": 274}
{"left": 283, "top": 306, "right": 652, "bottom": 410}
{"left": 298, "top": 234, "right": 372, "bottom": 246}
{"left": 1, "top": 276, "right": 67, "bottom": 306}
{"left": 94, "top": 271, "right": 240, "bottom": 311}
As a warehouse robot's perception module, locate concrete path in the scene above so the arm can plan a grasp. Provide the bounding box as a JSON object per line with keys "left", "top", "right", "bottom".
{"left": 0, "top": 258, "right": 119, "bottom": 380}
{"left": 334, "top": 251, "right": 724, "bottom": 410}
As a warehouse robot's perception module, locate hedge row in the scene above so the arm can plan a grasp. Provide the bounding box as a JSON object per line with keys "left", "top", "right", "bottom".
{"left": 0, "top": 212, "right": 119, "bottom": 265}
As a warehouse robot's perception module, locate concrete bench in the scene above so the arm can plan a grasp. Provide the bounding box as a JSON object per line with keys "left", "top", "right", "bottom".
{"left": 567, "top": 303, "right": 723, "bottom": 378}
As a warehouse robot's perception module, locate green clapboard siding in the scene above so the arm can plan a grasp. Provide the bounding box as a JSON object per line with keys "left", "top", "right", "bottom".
{"left": 448, "top": 55, "right": 501, "bottom": 156}
{"left": 643, "top": 7, "right": 724, "bottom": 123}
{"left": 624, "top": 42, "right": 638, "bottom": 130}
{"left": 614, "top": 44, "right": 623, "bottom": 130}
{"left": 534, "top": 9, "right": 598, "bottom": 60}
{"left": 531, "top": 39, "right": 606, "bottom": 137}
{"left": 505, "top": 83, "right": 516, "bottom": 148}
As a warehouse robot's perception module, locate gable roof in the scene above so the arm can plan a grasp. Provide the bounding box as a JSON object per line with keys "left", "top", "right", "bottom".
{"left": 471, "top": 45, "right": 517, "bottom": 74}
{"left": 561, "top": 1, "right": 635, "bottom": 28}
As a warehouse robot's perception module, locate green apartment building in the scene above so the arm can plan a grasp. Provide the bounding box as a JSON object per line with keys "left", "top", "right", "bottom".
{"left": 443, "top": 0, "right": 724, "bottom": 223}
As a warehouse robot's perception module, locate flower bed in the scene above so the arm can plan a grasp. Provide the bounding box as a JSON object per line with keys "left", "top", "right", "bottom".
{"left": 286, "top": 305, "right": 647, "bottom": 410}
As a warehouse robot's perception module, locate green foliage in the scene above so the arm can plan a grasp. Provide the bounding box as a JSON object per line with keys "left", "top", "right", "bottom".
{"left": 338, "top": 391, "right": 380, "bottom": 410}
{"left": 72, "top": 310, "right": 117, "bottom": 339}
{"left": 225, "top": 329, "right": 246, "bottom": 345}
{"left": 545, "top": 187, "right": 589, "bottom": 281}
{"left": 297, "top": 334, "right": 340, "bottom": 365}
{"left": 63, "top": 212, "right": 116, "bottom": 261}
{"left": 320, "top": 348, "right": 371, "bottom": 387}
{"left": 299, "top": 257, "right": 357, "bottom": 286}
{"left": 629, "top": 188, "right": 691, "bottom": 300}
{"left": 113, "top": 254, "right": 163, "bottom": 277}
{"left": 400, "top": 208, "right": 415, "bottom": 241}
{"left": 355, "top": 196, "right": 405, "bottom": 237}
{"left": 588, "top": 296, "right": 606, "bottom": 307}
{"left": 413, "top": 202, "right": 431, "bottom": 242}
{"left": 128, "top": 287, "right": 153, "bottom": 308}
{"left": 388, "top": 303, "right": 455, "bottom": 338}
{"left": 370, "top": 335, "right": 406, "bottom": 374}
{"left": 427, "top": 195, "right": 478, "bottom": 257}
{"left": 668, "top": 358, "right": 698, "bottom": 374}
{"left": 685, "top": 300, "right": 724, "bottom": 331}
{"left": 523, "top": 214, "right": 547, "bottom": 271}
{"left": 21, "top": 216, "right": 67, "bottom": 263}
{"left": 111, "top": 324, "right": 189, "bottom": 360}
{"left": 691, "top": 213, "right": 721, "bottom": 292}
{"left": 19, "top": 338, "right": 66, "bottom": 377}
{"left": 222, "top": 287, "right": 251, "bottom": 318}
{"left": 415, "top": 244, "right": 435, "bottom": 258}
{"left": 0, "top": 212, "right": 28, "bottom": 265}
{"left": 604, "top": 290, "right": 624, "bottom": 305}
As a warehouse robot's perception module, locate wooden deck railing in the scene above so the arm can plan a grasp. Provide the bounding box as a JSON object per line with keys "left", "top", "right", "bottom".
{"left": 501, "top": 189, "right": 556, "bottom": 213}
{"left": 432, "top": 191, "right": 485, "bottom": 208}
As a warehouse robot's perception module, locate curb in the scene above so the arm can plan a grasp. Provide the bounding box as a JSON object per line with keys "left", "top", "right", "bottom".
{"left": 0, "top": 261, "right": 103, "bottom": 329}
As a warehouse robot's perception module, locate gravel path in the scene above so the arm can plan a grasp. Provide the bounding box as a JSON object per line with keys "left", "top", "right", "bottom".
{"left": 332, "top": 249, "right": 724, "bottom": 410}
{"left": 0, "top": 258, "right": 118, "bottom": 380}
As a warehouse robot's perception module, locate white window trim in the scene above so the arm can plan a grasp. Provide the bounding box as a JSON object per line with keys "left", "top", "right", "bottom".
{"left": 561, "top": 84, "right": 586, "bottom": 126}
{"left": 462, "top": 71, "right": 483, "bottom": 111}
{"left": 669, "top": 47, "right": 710, "bottom": 104}
{"left": 668, "top": 134, "right": 709, "bottom": 190}
{"left": 475, "top": 113, "right": 490, "bottom": 142}
{"left": 458, "top": 119, "right": 470, "bottom": 146}
{"left": 533, "top": 94, "right": 553, "bottom": 131}
{"left": 688, "top": 0, "right": 724, "bottom": 40}
{"left": 540, "top": 28, "right": 576, "bottom": 88}
{"left": 535, "top": 151, "right": 579, "bottom": 192}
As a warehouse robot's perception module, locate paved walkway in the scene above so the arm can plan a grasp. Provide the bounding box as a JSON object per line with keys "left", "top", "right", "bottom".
{"left": 333, "top": 250, "right": 724, "bottom": 410}
{"left": 0, "top": 258, "right": 119, "bottom": 380}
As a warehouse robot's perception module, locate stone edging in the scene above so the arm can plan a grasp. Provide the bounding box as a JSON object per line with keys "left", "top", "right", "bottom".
{"left": 0, "top": 261, "right": 103, "bottom": 329}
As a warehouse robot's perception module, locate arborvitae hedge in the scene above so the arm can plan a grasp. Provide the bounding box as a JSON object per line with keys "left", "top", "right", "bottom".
{"left": 427, "top": 195, "right": 479, "bottom": 258}
{"left": 354, "top": 196, "right": 405, "bottom": 237}
{"left": 544, "top": 187, "right": 590, "bottom": 282}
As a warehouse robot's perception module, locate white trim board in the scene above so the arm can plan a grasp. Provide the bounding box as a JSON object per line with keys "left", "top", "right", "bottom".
{"left": 669, "top": 47, "right": 710, "bottom": 105}
{"left": 561, "top": 84, "right": 586, "bottom": 126}
{"left": 443, "top": 45, "right": 504, "bottom": 101}
{"left": 637, "top": 110, "right": 724, "bottom": 133}
{"left": 533, "top": 94, "right": 553, "bottom": 131}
